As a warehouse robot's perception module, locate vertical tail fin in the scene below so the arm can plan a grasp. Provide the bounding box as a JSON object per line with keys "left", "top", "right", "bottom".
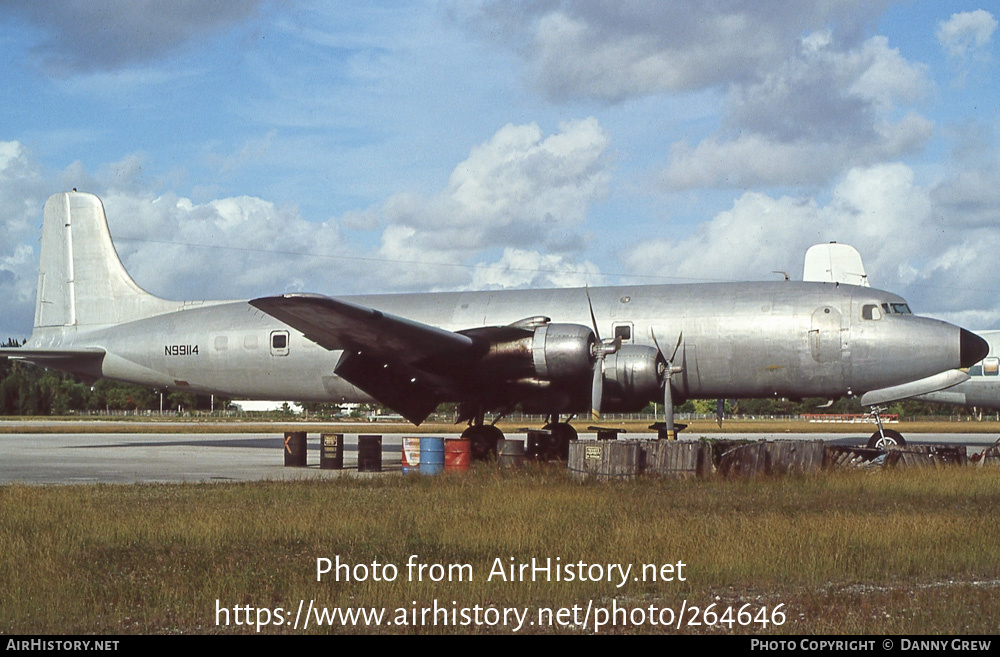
{"left": 34, "top": 192, "right": 180, "bottom": 328}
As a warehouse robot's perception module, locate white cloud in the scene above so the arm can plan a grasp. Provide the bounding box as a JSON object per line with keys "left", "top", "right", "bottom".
{"left": 370, "top": 118, "right": 611, "bottom": 288}
{"left": 626, "top": 162, "right": 1000, "bottom": 324}
{"left": 937, "top": 10, "right": 997, "bottom": 59}
{"left": 471, "top": 248, "right": 602, "bottom": 289}
{"left": 471, "top": 4, "right": 930, "bottom": 190}
{"left": 0, "top": 120, "right": 613, "bottom": 324}
{"left": 936, "top": 10, "right": 997, "bottom": 86}
{"left": 661, "top": 35, "right": 932, "bottom": 189}
{"left": 0, "top": 142, "right": 49, "bottom": 336}
{"left": 101, "top": 191, "right": 345, "bottom": 301}
{"left": 482, "top": 1, "right": 893, "bottom": 102}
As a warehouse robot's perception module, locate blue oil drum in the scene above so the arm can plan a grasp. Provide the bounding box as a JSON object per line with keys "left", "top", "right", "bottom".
{"left": 419, "top": 437, "right": 445, "bottom": 475}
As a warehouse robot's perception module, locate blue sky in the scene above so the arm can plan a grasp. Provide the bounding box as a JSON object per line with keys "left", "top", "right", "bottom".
{"left": 1, "top": 1, "right": 998, "bottom": 336}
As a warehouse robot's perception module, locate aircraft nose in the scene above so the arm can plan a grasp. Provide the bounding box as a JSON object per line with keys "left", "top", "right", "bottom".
{"left": 960, "top": 329, "right": 989, "bottom": 368}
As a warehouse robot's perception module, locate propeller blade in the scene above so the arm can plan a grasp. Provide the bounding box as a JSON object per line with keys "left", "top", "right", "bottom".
{"left": 586, "top": 288, "right": 622, "bottom": 420}
{"left": 663, "top": 368, "right": 675, "bottom": 440}
{"left": 585, "top": 286, "right": 601, "bottom": 341}
{"left": 652, "top": 328, "right": 684, "bottom": 437}
{"left": 670, "top": 331, "right": 683, "bottom": 362}
{"left": 651, "top": 328, "right": 683, "bottom": 362}
{"left": 591, "top": 359, "right": 603, "bottom": 421}
{"left": 716, "top": 398, "right": 724, "bottom": 428}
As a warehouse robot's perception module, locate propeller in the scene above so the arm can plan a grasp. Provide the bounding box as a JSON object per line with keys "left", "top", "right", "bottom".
{"left": 586, "top": 287, "right": 621, "bottom": 420}
{"left": 651, "top": 329, "right": 683, "bottom": 439}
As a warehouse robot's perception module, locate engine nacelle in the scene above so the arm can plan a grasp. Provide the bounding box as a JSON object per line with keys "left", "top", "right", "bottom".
{"left": 480, "top": 322, "right": 596, "bottom": 383}
{"left": 601, "top": 345, "right": 665, "bottom": 412}
{"left": 531, "top": 323, "right": 596, "bottom": 380}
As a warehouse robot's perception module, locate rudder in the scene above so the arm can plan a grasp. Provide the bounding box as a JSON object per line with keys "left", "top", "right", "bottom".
{"left": 34, "top": 192, "right": 180, "bottom": 328}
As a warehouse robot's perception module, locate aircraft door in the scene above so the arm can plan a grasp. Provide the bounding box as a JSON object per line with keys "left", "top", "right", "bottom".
{"left": 809, "top": 307, "right": 843, "bottom": 363}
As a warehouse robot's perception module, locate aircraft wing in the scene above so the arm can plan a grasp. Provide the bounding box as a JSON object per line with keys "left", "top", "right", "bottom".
{"left": 859, "top": 369, "right": 970, "bottom": 407}
{"left": 249, "top": 294, "right": 486, "bottom": 423}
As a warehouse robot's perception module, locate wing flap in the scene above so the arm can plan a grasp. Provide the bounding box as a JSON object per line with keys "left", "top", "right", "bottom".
{"left": 334, "top": 351, "right": 444, "bottom": 424}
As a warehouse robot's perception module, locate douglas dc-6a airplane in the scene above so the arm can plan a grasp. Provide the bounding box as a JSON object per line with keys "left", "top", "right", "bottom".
{"left": 0, "top": 192, "right": 989, "bottom": 453}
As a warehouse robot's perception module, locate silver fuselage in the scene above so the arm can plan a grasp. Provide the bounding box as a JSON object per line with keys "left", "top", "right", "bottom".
{"left": 29, "top": 281, "right": 971, "bottom": 408}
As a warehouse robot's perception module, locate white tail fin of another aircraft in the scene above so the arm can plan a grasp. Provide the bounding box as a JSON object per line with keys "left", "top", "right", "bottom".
{"left": 34, "top": 191, "right": 182, "bottom": 329}
{"left": 802, "top": 242, "right": 870, "bottom": 287}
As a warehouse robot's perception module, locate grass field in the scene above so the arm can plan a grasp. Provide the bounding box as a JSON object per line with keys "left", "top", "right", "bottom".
{"left": 2, "top": 465, "right": 999, "bottom": 634}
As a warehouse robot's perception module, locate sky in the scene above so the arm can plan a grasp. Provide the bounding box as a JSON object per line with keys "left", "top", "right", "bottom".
{"left": 1, "top": 1, "right": 998, "bottom": 337}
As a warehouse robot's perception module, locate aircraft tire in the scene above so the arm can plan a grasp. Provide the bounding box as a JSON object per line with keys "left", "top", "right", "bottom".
{"left": 462, "top": 424, "right": 503, "bottom": 461}
{"left": 543, "top": 422, "right": 577, "bottom": 461}
{"left": 866, "top": 428, "right": 906, "bottom": 449}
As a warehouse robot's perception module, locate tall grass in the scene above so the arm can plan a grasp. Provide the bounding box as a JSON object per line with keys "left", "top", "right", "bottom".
{"left": 2, "top": 466, "right": 998, "bottom": 634}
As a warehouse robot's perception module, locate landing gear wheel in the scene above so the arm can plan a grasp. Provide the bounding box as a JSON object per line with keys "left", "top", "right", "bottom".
{"left": 542, "top": 422, "right": 577, "bottom": 461}
{"left": 867, "top": 429, "right": 906, "bottom": 449}
{"left": 462, "top": 424, "right": 503, "bottom": 461}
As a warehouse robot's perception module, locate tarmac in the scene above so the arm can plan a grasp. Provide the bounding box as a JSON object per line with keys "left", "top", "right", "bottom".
{"left": 0, "top": 424, "right": 996, "bottom": 484}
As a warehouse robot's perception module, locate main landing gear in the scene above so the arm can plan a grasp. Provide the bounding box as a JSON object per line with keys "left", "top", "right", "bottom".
{"left": 866, "top": 405, "right": 907, "bottom": 449}
{"left": 460, "top": 412, "right": 578, "bottom": 461}
{"left": 460, "top": 422, "right": 503, "bottom": 461}
{"left": 540, "top": 415, "right": 576, "bottom": 461}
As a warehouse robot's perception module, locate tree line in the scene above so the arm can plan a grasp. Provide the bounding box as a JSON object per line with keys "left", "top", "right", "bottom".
{"left": 1, "top": 338, "right": 219, "bottom": 415}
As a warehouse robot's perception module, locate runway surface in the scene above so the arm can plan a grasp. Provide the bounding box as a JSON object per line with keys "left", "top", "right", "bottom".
{"left": 1, "top": 428, "right": 996, "bottom": 484}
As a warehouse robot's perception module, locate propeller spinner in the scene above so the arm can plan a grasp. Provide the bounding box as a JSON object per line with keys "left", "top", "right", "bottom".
{"left": 652, "top": 330, "right": 683, "bottom": 439}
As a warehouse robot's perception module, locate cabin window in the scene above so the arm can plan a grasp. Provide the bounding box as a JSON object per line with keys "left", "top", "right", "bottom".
{"left": 984, "top": 357, "right": 999, "bottom": 377}
{"left": 969, "top": 365, "right": 984, "bottom": 376}
{"left": 862, "top": 304, "right": 881, "bottom": 320}
{"left": 270, "top": 330, "right": 290, "bottom": 357}
{"left": 214, "top": 336, "right": 228, "bottom": 351}
{"left": 244, "top": 335, "right": 258, "bottom": 350}
{"left": 613, "top": 323, "right": 633, "bottom": 343}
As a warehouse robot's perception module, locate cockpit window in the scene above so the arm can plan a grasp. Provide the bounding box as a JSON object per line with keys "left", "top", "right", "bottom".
{"left": 873, "top": 302, "right": 913, "bottom": 315}
{"left": 862, "top": 304, "right": 881, "bottom": 320}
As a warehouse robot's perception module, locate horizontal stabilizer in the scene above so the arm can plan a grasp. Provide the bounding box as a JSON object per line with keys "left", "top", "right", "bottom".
{"left": 0, "top": 347, "right": 106, "bottom": 383}
{"left": 859, "top": 369, "right": 969, "bottom": 407}
{"left": 0, "top": 347, "right": 105, "bottom": 361}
